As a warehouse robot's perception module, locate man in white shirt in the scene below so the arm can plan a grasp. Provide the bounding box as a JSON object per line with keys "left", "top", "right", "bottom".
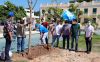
{"left": 51, "top": 21, "right": 63, "bottom": 47}
{"left": 56, "top": 21, "right": 63, "bottom": 47}
{"left": 84, "top": 21, "right": 94, "bottom": 54}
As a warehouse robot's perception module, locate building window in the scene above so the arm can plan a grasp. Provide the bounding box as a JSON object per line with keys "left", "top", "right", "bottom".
{"left": 93, "top": 8, "right": 97, "bottom": 14}
{"left": 84, "top": 18, "right": 89, "bottom": 23}
{"left": 84, "top": 8, "right": 88, "bottom": 14}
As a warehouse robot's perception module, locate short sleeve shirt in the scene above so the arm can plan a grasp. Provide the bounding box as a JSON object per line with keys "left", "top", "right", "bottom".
{"left": 16, "top": 23, "right": 26, "bottom": 37}
{"left": 71, "top": 24, "right": 80, "bottom": 36}
{"left": 85, "top": 25, "right": 94, "bottom": 37}
{"left": 39, "top": 25, "right": 48, "bottom": 33}
{"left": 42, "top": 22, "right": 48, "bottom": 28}
{"left": 56, "top": 24, "right": 63, "bottom": 35}
{"left": 4, "top": 20, "right": 14, "bottom": 32}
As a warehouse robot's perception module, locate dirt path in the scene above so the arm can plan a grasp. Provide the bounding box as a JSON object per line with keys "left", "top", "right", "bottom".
{"left": 12, "top": 46, "right": 100, "bottom": 62}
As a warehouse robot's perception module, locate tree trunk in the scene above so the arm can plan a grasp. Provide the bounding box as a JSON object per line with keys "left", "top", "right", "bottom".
{"left": 28, "top": 0, "right": 32, "bottom": 54}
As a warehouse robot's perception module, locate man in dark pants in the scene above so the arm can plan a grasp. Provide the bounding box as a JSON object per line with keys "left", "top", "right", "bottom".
{"left": 71, "top": 19, "right": 80, "bottom": 52}
{"left": 85, "top": 21, "right": 94, "bottom": 54}
{"left": 5, "top": 38, "right": 12, "bottom": 61}
{"left": 3, "top": 15, "right": 14, "bottom": 62}
{"left": 61, "top": 21, "right": 71, "bottom": 49}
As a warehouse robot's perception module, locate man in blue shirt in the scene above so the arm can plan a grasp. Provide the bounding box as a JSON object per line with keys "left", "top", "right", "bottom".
{"left": 35, "top": 23, "right": 49, "bottom": 48}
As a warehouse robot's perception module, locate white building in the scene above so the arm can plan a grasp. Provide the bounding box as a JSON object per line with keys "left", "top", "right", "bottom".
{"left": 40, "top": 1, "right": 100, "bottom": 27}
{"left": 24, "top": 8, "right": 39, "bottom": 29}
{"left": 25, "top": 8, "right": 39, "bottom": 19}
{"left": 23, "top": 8, "right": 39, "bottom": 23}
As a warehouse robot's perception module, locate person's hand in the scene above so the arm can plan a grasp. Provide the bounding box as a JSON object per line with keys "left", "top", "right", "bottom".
{"left": 9, "top": 36, "right": 12, "bottom": 41}
{"left": 89, "top": 37, "right": 92, "bottom": 41}
{"left": 27, "top": 21, "right": 31, "bottom": 24}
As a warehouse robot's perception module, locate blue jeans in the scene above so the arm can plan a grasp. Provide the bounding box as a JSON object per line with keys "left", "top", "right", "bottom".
{"left": 5, "top": 38, "right": 12, "bottom": 60}
{"left": 17, "top": 37, "right": 25, "bottom": 52}
{"left": 51, "top": 35, "right": 60, "bottom": 47}
{"left": 71, "top": 36, "right": 79, "bottom": 51}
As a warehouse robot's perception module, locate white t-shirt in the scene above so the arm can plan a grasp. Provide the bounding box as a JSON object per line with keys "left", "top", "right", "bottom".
{"left": 56, "top": 24, "right": 63, "bottom": 35}
{"left": 85, "top": 25, "right": 94, "bottom": 37}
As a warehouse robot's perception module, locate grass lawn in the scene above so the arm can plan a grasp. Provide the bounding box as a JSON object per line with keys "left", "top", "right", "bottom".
{"left": 58, "top": 35, "right": 100, "bottom": 53}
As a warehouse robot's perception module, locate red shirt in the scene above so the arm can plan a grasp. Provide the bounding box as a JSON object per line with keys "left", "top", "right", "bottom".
{"left": 42, "top": 22, "right": 48, "bottom": 28}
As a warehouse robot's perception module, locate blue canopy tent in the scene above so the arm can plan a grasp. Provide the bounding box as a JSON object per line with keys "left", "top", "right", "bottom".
{"left": 61, "top": 10, "right": 76, "bottom": 22}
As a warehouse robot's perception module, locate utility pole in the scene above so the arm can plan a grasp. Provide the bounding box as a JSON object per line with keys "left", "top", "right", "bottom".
{"left": 27, "top": 0, "right": 32, "bottom": 54}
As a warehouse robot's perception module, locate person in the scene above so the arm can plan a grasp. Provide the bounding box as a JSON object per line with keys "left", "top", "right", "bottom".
{"left": 71, "top": 19, "right": 80, "bottom": 52}
{"left": 78, "top": 22, "right": 81, "bottom": 36}
{"left": 84, "top": 21, "right": 94, "bottom": 54}
{"left": 61, "top": 21, "right": 71, "bottom": 49}
{"left": 51, "top": 22, "right": 57, "bottom": 47}
{"left": 51, "top": 21, "right": 63, "bottom": 47}
{"left": 3, "top": 15, "right": 14, "bottom": 62}
{"left": 32, "top": 18, "right": 36, "bottom": 30}
{"left": 42, "top": 21, "right": 49, "bottom": 28}
{"left": 16, "top": 19, "right": 26, "bottom": 53}
{"left": 35, "top": 23, "right": 49, "bottom": 49}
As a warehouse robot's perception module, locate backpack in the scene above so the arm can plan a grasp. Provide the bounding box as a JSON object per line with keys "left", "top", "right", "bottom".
{"left": 62, "top": 25, "right": 70, "bottom": 35}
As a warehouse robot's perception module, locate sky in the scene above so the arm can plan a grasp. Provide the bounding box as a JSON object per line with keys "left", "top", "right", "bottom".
{"left": 0, "top": 0, "right": 69, "bottom": 11}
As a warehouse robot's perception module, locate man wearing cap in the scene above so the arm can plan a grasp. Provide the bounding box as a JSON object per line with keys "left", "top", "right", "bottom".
{"left": 3, "top": 12, "right": 14, "bottom": 62}
{"left": 35, "top": 23, "right": 49, "bottom": 49}
{"left": 84, "top": 21, "right": 94, "bottom": 54}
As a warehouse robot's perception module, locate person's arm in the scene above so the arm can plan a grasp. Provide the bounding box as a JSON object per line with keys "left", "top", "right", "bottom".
{"left": 39, "top": 27, "right": 43, "bottom": 39}
{"left": 84, "top": 27, "right": 86, "bottom": 38}
{"left": 24, "top": 22, "right": 31, "bottom": 27}
{"left": 90, "top": 27, "right": 94, "bottom": 38}
{"left": 68, "top": 27, "right": 71, "bottom": 36}
{"left": 70, "top": 25, "right": 72, "bottom": 36}
{"left": 85, "top": 32, "right": 86, "bottom": 38}
{"left": 61, "top": 26, "right": 64, "bottom": 36}
{"left": 78, "top": 24, "right": 80, "bottom": 30}
{"left": 6, "top": 23, "right": 13, "bottom": 40}
{"left": 8, "top": 32, "right": 12, "bottom": 40}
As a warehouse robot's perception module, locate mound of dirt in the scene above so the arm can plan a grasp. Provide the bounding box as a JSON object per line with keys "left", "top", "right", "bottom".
{"left": 12, "top": 45, "right": 100, "bottom": 62}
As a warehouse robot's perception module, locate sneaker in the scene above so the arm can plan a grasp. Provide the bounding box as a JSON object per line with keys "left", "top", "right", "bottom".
{"left": 86, "top": 51, "right": 91, "bottom": 54}
{"left": 70, "top": 48, "right": 74, "bottom": 51}
{"left": 5, "top": 60, "right": 12, "bottom": 62}
{"left": 21, "top": 50, "right": 24, "bottom": 52}
{"left": 16, "top": 50, "right": 20, "bottom": 53}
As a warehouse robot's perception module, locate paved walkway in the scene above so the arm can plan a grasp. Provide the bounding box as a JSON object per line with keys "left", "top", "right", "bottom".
{"left": 0, "top": 31, "right": 40, "bottom": 38}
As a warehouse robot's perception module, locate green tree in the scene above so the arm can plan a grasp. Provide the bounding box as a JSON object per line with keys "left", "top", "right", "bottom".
{"left": 97, "top": 15, "right": 100, "bottom": 20}
{"left": 44, "top": 7, "right": 63, "bottom": 22}
{"left": 69, "top": 4, "right": 83, "bottom": 22}
{"left": 15, "top": 6, "right": 26, "bottom": 20}
{"left": 0, "top": 1, "right": 26, "bottom": 21}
